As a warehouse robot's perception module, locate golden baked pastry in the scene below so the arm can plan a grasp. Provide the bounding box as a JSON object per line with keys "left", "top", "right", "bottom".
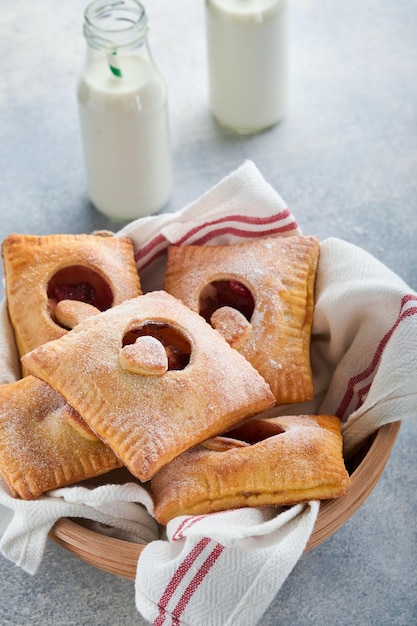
{"left": 151, "top": 414, "right": 351, "bottom": 524}
{"left": 0, "top": 376, "right": 122, "bottom": 500}
{"left": 163, "top": 236, "right": 320, "bottom": 404}
{"left": 22, "top": 291, "right": 275, "bottom": 482}
{"left": 2, "top": 233, "right": 142, "bottom": 373}
{"left": 54, "top": 299, "right": 101, "bottom": 329}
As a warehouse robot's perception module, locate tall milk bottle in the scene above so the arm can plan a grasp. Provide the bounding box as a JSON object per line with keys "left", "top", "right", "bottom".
{"left": 77, "top": 0, "right": 172, "bottom": 220}
{"left": 205, "top": 0, "right": 288, "bottom": 134}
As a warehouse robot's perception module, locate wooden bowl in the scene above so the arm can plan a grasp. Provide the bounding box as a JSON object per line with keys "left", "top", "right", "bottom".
{"left": 49, "top": 420, "right": 401, "bottom": 579}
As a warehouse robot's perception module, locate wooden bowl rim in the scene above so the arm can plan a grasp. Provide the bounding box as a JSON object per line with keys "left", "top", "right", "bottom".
{"left": 49, "top": 421, "right": 401, "bottom": 580}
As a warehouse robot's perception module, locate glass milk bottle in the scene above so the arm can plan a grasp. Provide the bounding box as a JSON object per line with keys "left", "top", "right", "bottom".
{"left": 77, "top": 0, "right": 172, "bottom": 221}
{"left": 205, "top": 0, "right": 288, "bottom": 134}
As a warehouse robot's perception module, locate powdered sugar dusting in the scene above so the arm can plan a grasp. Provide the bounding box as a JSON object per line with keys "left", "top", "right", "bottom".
{"left": 22, "top": 292, "right": 275, "bottom": 483}
{"left": 164, "top": 236, "right": 319, "bottom": 403}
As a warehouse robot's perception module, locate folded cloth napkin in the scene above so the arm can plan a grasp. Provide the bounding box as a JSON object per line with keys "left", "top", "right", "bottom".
{"left": 0, "top": 160, "right": 416, "bottom": 625}
{"left": 0, "top": 474, "right": 158, "bottom": 575}
{"left": 135, "top": 503, "right": 319, "bottom": 626}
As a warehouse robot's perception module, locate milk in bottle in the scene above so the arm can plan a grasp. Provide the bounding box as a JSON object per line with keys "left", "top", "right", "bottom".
{"left": 78, "top": 0, "right": 172, "bottom": 220}
{"left": 206, "top": 0, "right": 288, "bottom": 134}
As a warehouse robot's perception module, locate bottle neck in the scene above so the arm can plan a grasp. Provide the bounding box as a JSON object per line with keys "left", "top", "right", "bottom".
{"left": 83, "top": 0, "right": 148, "bottom": 53}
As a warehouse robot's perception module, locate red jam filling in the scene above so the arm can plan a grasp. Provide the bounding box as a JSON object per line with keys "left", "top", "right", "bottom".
{"left": 199, "top": 280, "right": 255, "bottom": 322}
{"left": 47, "top": 265, "right": 113, "bottom": 312}
{"left": 52, "top": 281, "right": 98, "bottom": 307}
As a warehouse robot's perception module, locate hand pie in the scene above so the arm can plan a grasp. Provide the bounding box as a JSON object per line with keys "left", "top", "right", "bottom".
{"left": 0, "top": 376, "right": 122, "bottom": 500}
{"left": 2, "top": 233, "right": 142, "bottom": 373}
{"left": 151, "top": 414, "right": 351, "bottom": 524}
{"left": 22, "top": 291, "right": 275, "bottom": 482}
{"left": 163, "top": 236, "right": 320, "bottom": 405}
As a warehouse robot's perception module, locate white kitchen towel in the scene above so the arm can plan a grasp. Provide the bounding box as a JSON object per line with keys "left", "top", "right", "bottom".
{"left": 135, "top": 503, "right": 320, "bottom": 626}
{"left": 116, "top": 159, "right": 300, "bottom": 293}
{"left": 0, "top": 476, "right": 158, "bottom": 575}
{"left": 306, "top": 237, "right": 417, "bottom": 455}
{"left": 0, "top": 160, "right": 416, "bottom": 625}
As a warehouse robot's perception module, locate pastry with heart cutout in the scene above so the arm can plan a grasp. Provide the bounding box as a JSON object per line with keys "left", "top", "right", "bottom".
{"left": 0, "top": 376, "right": 122, "bottom": 500}
{"left": 163, "top": 235, "right": 320, "bottom": 405}
{"left": 151, "top": 414, "right": 351, "bottom": 524}
{"left": 2, "top": 232, "right": 142, "bottom": 374}
{"left": 22, "top": 291, "right": 275, "bottom": 482}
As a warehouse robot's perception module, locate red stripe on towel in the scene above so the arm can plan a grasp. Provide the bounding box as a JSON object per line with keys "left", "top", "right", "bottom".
{"left": 153, "top": 538, "right": 211, "bottom": 626}
{"left": 135, "top": 233, "right": 166, "bottom": 262}
{"left": 337, "top": 295, "right": 417, "bottom": 419}
{"left": 188, "top": 222, "right": 298, "bottom": 247}
{"left": 174, "top": 210, "right": 295, "bottom": 246}
{"left": 171, "top": 511, "right": 227, "bottom": 541}
{"left": 170, "top": 543, "right": 225, "bottom": 625}
{"left": 137, "top": 245, "right": 167, "bottom": 272}
{"left": 134, "top": 211, "right": 298, "bottom": 271}
{"left": 171, "top": 516, "right": 209, "bottom": 541}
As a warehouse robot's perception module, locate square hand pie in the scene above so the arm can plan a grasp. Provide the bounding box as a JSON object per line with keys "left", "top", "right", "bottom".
{"left": 151, "top": 414, "right": 351, "bottom": 524}
{"left": 22, "top": 291, "right": 275, "bottom": 482}
{"left": 163, "top": 235, "right": 320, "bottom": 405}
{"left": 2, "top": 233, "right": 142, "bottom": 372}
{"left": 0, "top": 376, "right": 122, "bottom": 499}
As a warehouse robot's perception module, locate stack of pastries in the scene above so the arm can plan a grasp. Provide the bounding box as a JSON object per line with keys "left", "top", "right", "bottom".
{"left": 0, "top": 232, "right": 350, "bottom": 523}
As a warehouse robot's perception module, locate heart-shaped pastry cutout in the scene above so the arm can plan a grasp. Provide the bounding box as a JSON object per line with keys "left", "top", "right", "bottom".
{"left": 119, "top": 335, "right": 168, "bottom": 376}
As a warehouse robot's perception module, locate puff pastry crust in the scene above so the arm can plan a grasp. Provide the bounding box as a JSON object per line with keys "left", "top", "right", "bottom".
{"left": 0, "top": 376, "right": 122, "bottom": 499}
{"left": 163, "top": 236, "right": 320, "bottom": 404}
{"left": 22, "top": 291, "right": 275, "bottom": 482}
{"left": 151, "top": 414, "right": 351, "bottom": 524}
{"left": 2, "top": 233, "right": 142, "bottom": 373}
